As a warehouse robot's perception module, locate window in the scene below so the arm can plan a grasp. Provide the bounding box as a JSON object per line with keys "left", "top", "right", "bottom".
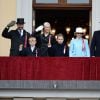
{"left": 35, "top": 0, "right": 58, "bottom": 4}
{"left": 66, "top": 0, "right": 90, "bottom": 4}
{"left": 33, "top": 0, "right": 92, "bottom": 9}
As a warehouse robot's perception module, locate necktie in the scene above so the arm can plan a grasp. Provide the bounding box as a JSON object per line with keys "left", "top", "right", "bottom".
{"left": 19, "top": 29, "right": 23, "bottom": 36}
{"left": 31, "top": 46, "right": 34, "bottom": 52}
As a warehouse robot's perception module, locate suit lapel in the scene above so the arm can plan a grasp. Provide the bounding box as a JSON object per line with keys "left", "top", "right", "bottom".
{"left": 23, "top": 30, "right": 26, "bottom": 37}
{"left": 29, "top": 47, "right": 33, "bottom": 53}
{"left": 16, "top": 30, "right": 20, "bottom": 37}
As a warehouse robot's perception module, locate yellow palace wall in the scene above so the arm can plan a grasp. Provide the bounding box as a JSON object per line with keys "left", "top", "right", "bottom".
{"left": 0, "top": 0, "right": 16, "bottom": 56}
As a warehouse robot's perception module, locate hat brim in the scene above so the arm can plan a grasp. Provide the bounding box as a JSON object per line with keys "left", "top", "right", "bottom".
{"left": 16, "top": 22, "right": 25, "bottom": 24}
{"left": 74, "top": 32, "right": 83, "bottom": 34}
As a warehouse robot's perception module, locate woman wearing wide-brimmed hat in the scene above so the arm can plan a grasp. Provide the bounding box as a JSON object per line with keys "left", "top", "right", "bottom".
{"left": 69, "top": 27, "right": 90, "bottom": 57}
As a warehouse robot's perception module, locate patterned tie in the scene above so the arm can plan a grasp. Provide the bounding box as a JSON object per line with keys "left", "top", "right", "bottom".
{"left": 18, "top": 29, "right": 21, "bottom": 36}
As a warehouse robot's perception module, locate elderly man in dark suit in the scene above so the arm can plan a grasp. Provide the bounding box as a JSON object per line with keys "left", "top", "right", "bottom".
{"left": 2, "top": 18, "right": 31, "bottom": 56}
{"left": 90, "top": 30, "right": 100, "bottom": 57}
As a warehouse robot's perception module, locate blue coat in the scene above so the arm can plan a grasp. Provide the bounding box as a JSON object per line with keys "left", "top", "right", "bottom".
{"left": 69, "top": 38, "right": 90, "bottom": 57}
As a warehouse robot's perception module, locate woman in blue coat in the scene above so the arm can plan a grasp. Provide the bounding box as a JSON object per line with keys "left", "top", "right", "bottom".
{"left": 69, "top": 27, "right": 90, "bottom": 57}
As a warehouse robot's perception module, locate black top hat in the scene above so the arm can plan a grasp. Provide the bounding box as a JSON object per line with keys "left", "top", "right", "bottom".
{"left": 16, "top": 18, "right": 25, "bottom": 24}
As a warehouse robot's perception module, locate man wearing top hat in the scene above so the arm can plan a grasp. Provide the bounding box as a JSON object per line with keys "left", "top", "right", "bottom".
{"left": 2, "top": 18, "right": 31, "bottom": 56}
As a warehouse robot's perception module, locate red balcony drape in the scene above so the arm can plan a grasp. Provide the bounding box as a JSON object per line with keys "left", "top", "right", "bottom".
{"left": 0, "top": 57, "right": 100, "bottom": 80}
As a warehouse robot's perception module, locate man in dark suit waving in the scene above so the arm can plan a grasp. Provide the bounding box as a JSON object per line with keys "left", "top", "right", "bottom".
{"left": 90, "top": 30, "right": 100, "bottom": 57}
{"left": 2, "top": 18, "right": 31, "bottom": 56}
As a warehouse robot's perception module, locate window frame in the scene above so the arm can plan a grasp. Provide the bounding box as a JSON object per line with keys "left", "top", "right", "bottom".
{"left": 33, "top": 0, "right": 92, "bottom": 10}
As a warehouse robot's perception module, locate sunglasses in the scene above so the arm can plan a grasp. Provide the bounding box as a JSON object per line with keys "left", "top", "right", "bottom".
{"left": 77, "top": 33, "right": 83, "bottom": 34}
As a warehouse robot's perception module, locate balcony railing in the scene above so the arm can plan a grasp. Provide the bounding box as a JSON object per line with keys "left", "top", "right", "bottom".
{"left": 0, "top": 57, "right": 99, "bottom": 80}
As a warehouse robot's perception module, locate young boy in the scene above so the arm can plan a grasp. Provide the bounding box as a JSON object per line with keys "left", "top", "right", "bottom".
{"left": 19, "top": 36, "right": 39, "bottom": 57}
{"left": 48, "top": 33, "right": 69, "bottom": 57}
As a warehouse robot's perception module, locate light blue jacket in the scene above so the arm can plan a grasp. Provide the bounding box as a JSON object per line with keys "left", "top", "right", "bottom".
{"left": 69, "top": 38, "right": 90, "bottom": 57}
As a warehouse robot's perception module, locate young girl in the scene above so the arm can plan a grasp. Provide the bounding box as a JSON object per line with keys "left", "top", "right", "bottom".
{"left": 69, "top": 27, "right": 90, "bottom": 57}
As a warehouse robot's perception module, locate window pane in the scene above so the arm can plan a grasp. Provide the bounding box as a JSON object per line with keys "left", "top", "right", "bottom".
{"left": 36, "top": 0, "right": 58, "bottom": 3}
{"left": 66, "top": 0, "right": 89, "bottom": 4}
{"left": 14, "top": 98, "right": 33, "bottom": 100}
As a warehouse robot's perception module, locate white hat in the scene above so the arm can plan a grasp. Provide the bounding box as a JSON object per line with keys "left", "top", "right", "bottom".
{"left": 74, "top": 27, "right": 83, "bottom": 33}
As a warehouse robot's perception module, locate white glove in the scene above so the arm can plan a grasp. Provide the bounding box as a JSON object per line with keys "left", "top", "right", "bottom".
{"left": 35, "top": 25, "right": 43, "bottom": 32}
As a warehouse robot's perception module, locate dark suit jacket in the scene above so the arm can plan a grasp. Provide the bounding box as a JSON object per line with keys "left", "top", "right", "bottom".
{"left": 19, "top": 46, "right": 40, "bottom": 57}
{"left": 2, "top": 27, "right": 30, "bottom": 56}
{"left": 48, "top": 43, "right": 69, "bottom": 57}
{"left": 33, "top": 31, "right": 56, "bottom": 56}
{"left": 90, "top": 30, "right": 100, "bottom": 57}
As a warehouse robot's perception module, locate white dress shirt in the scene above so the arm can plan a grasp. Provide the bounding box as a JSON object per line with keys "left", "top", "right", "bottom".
{"left": 18, "top": 29, "right": 23, "bottom": 36}
{"left": 31, "top": 46, "right": 35, "bottom": 52}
